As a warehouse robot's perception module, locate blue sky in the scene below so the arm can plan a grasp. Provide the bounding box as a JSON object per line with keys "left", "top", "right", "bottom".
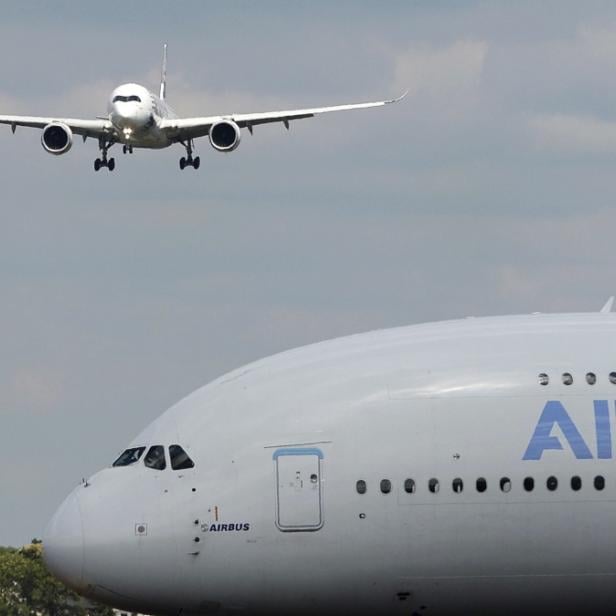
{"left": 2, "top": 1, "right": 616, "bottom": 545}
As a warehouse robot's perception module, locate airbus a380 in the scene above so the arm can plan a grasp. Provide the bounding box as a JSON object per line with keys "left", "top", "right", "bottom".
{"left": 44, "top": 307, "right": 616, "bottom": 615}
{"left": 0, "top": 45, "right": 404, "bottom": 172}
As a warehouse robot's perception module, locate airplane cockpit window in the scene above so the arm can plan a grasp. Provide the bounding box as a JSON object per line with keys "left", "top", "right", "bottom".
{"left": 112, "top": 447, "right": 146, "bottom": 467}
{"left": 169, "top": 445, "right": 195, "bottom": 470}
{"left": 144, "top": 445, "right": 166, "bottom": 470}
{"left": 112, "top": 95, "right": 142, "bottom": 103}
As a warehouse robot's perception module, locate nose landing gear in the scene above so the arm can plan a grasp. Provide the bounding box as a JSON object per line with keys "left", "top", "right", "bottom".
{"left": 94, "top": 138, "right": 116, "bottom": 172}
{"left": 179, "top": 140, "right": 200, "bottom": 170}
{"left": 122, "top": 145, "right": 133, "bottom": 154}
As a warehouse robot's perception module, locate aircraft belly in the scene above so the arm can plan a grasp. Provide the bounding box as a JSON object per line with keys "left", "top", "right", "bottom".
{"left": 167, "top": 496, "right": 616, "bottom": 616}
{"left": 178, "top": 575, "right": 616, "bottom": 616}
{"left": 389, "top": 575, "right": 616, "bottom": 616}
{"left": 121, "top": 127, "right": 172, "bottom": 149}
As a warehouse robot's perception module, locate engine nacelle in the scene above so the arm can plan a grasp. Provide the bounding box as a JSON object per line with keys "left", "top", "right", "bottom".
{"left": 209, "top": 120, "right": 241, "bottom": 152}
{"left": 41, "top": 123, "right": 73, "bottom": 155}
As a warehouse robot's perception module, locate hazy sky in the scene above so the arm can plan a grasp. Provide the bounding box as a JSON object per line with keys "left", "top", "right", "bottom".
{"left": 2, "top": 1, "right": 616, "bottom": 545}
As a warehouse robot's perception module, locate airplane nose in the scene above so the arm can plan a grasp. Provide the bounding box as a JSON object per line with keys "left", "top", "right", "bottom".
{"left": 113, "top": 106, "right": 149, "bottom": 132}
{"left": 43, "top": 489, "right": 84, "bottom": 591}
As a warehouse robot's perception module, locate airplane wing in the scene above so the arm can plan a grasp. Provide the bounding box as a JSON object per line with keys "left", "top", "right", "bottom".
{"left": 0, "top": 115, "right": 113, "bottom": 139}
{"left": 160, "top": 92, "right": 407, "bottom": 141}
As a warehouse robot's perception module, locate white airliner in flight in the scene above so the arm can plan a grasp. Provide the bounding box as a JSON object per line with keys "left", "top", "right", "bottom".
{"left": 44, "top": 309, "right": 616, "bottom": 615}
{"left": 0, "top": 45, "right": 404, "bottom": 172}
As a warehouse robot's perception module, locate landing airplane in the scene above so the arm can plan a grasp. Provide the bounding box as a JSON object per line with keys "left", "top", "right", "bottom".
{"left": 44, "top": 309, "right": 616, "bottom": 615}
{"left": 0, "top": 45, "right": 405, "bottom": 172}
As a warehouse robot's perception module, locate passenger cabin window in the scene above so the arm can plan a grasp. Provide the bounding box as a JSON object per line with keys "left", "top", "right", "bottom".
{"left": 144, "top": 445, "right": 166, "bottom": 470}
{"left": 476, "top": 478, "right": 487, "bottom": 493}
{"left": 169, "top": 445, "right": 195, "bottom": 470}
{"left": 112, "top": 95, "right": 142, "bottom": 103}
{"left": 452, "top": 478, "right": 463, "bottom": 493}
{"left": 562, "top": 373, "right": 573, "bottom": 385}
{"left": 404, "top": 478, "right": 416, "bottom": 494}
{"left": 356, "top": 480, "right": 367, "bottom": 495}
{"left": 112, "top": 447, "right": 145, "bottom": 467}
{"left": 571, "top": 476, "right": 582, "bottom": 491}
{"left": 380, "top": 479, "right": 392, "bottom": 494}
{"left": 500, "top": 477, "right": 511, "bottom": 493}
{"left": 428, "top": 478, "right": 439, "bottom": 493}
{"left": 594, "top": 475, "right": 606, "bottom": 491}
{"left": 610, "top": 372, "right": 616, "bottom": 385}
{"left": 538, "top": 373, "right": 549, "bottom": 386}
{"left": 524, "top": 477, "right": 535, "bottom": 492}
{"left": 547, "top": 476, "right": 558, "bottom": 491}
{"left": 586, "top": 372, "right": 596, "bottom": 385}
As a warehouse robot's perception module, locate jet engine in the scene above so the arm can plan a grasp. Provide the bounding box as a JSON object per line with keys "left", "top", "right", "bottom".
{"left": 41, "top": 123, "right": 73, "bottom": 155}
{"left": 209, "top": 120, "right": 241, "bottom": 152}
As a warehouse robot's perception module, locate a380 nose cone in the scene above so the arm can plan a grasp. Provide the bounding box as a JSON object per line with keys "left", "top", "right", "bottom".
{"left": 43, "top": 490, "right": 84, "bottom": 591}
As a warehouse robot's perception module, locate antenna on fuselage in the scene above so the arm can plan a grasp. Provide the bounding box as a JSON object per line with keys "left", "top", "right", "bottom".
{"left": 160, "top": 43, "right": 168, "bottom": 100}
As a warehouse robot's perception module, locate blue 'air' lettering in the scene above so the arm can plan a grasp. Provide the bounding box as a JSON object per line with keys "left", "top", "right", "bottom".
{"left": 594, "top": 400, "right": 612, "bottom": 459}
{"left": 523, "top": 401, "right": 594, "bottom": 460}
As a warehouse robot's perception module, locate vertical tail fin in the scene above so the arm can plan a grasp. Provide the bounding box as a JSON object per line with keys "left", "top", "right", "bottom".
{"left": 159, "top": 43, "right": 168, "bottom": 100}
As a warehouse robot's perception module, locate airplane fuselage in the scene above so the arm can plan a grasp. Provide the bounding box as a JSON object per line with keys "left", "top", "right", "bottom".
{"left": 43, "top": 313, "right": 616, "bottom": 615}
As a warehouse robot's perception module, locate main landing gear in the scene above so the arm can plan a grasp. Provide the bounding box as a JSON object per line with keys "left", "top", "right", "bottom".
{"left": 179, "top": 140, "right": 200, "bottom": 170}
{"left": 94, "top": 139, "right": 115, "bottom": 172}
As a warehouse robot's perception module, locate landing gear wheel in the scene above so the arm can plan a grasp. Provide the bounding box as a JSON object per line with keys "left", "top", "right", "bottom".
{"left": 108, "top": 158, "right": 115, "bottom": 171}
{"left": 94, "top": 158, "right": 101, "bottom": 172}
{"left": 179, "top": 139, "right": 197, "bottom": 170}
{"left": 122, "top": 145, "right": 127, "bottom": 154}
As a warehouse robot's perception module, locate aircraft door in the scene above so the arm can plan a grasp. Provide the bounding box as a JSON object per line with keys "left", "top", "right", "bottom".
{"left": 274, "top": 448, "right": 323, "bottom": 531}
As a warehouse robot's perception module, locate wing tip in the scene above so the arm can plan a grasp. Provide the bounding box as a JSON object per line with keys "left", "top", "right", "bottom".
{"left": 600, "top": 296, "right": 615, "bottom": 314}
{"left": 387, "top": 89, "right": 409, "bottom": 104}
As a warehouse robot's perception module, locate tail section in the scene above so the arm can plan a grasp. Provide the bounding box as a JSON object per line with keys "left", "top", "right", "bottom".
{"left": 159, "top": 43, "right": 168, "bottom": 100}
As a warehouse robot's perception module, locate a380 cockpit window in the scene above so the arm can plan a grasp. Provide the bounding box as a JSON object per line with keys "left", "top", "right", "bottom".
{"left": 169, "top": 444, "right": 195, "bottom": 470}
{"left": 112, "top": 447, "right": 146, "bottom": 467}
{"left": 112, "top": 95, "right": 142, "bottom": 103}
{"left": 144, "top": 445, "right": 166, "bottom": 470}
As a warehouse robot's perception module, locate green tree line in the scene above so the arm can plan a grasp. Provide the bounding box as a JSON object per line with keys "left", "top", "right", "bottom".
{"left": 0, "top": 541, "right": 114, "bottom": 615}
